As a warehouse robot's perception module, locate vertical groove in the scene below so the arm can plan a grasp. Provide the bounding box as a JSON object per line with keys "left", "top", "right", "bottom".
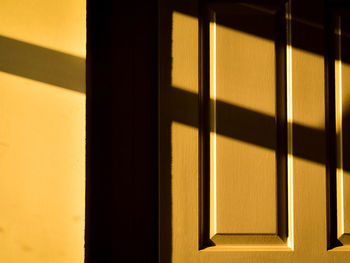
{"left": 199, "top": 3, "right": 212, "bottom": 249}
{"left": 276, "top": 1, "right": 288, "bottom": 243}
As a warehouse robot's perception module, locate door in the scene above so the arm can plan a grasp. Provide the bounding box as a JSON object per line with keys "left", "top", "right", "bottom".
{"left": 159, "top": 0, "right": 350, "bottom": 262}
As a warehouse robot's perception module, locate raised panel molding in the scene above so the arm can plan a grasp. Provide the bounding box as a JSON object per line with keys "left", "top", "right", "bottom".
{"left": 199, "top": 1, "right": 293, "bottom": 249}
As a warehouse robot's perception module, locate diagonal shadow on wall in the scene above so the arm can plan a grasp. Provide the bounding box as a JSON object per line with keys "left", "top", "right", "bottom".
{"left": 0, "top": 35, "right": 85, "bottom": 93}
{"left": 1, "top": 0, "right": 349, "bottom": 260}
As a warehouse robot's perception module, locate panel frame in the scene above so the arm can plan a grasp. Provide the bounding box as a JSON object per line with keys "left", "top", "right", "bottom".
{"left": 199, "top": 0, "right": 292, "bottom": 250}
{"left": 325, "top": 1, "right": 340, "bottom": 250}
{"left": 327, "top": 3, "right": 350, "bottom": 250}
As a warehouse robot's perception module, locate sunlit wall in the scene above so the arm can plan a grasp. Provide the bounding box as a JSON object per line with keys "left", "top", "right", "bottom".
{"left": 0, "top": 0, "right": 85, "bottom": 262}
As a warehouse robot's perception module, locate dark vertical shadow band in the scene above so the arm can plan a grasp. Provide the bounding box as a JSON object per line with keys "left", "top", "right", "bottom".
{"left": 85, "top": 0, "right": 158, "bottom": 262}
{"left": 275, "top": 2, "right": 289, "bottom": 243}
{"left": 199, "top": 3, "right": 213, "bottom": 249}
{"left": 158, "top": 0, "right": 174, "bottom": 262}
{"left": 325, "top": 3, "right": 340, "bottom": 250}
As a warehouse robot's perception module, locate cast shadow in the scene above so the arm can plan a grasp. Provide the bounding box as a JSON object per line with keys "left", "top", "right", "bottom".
{"left": 0, "top": 35, "right": 85, "bottom": 93}
{"left": 159, "top": 0, "right": 350, "bottom": 260}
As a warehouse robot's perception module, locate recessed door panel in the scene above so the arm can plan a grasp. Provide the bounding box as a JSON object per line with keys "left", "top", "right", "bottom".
{"left": 208, "top": 3, "right": 288, "bottom": 245}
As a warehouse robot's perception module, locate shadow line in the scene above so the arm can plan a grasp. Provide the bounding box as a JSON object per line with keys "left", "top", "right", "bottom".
{"left": 0, "top": 35, "right": 85, "bottom": 93}
{"left": 171, "top": 87, "right": 327, "bottom": 166}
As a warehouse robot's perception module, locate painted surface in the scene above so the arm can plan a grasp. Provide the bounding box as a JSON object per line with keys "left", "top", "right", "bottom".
{"left": 159, "top": 0, "right": 350, "bottom": 262}
{"left": 0, "top": 0, "right": 85, "bottom": 262}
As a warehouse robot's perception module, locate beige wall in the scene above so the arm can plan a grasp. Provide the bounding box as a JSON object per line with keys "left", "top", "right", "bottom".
{"left": 0, "top": 0, "right": 85, "bottom": 262}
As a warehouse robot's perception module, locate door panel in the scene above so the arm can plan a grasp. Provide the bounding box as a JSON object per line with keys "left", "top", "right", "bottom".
{"left": 213, "top": 5, "right": 278, "bottom": 236}
{"left": 159, "top": 0, "right": 350, "bottom": 261}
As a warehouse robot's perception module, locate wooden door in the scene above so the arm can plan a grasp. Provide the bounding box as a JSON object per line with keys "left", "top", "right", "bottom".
{"left": 159, "top": 0, "right": 350, "bottom": 262}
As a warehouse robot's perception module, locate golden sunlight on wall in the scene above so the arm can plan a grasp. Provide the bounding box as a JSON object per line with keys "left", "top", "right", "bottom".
{"left": 0, "top": 0, "right": 85, "bottom": 262}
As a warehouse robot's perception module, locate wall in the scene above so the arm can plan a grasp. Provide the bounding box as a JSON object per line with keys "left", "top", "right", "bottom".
{"left": 0, "top": 0, "right": 85, "bottom": 262}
